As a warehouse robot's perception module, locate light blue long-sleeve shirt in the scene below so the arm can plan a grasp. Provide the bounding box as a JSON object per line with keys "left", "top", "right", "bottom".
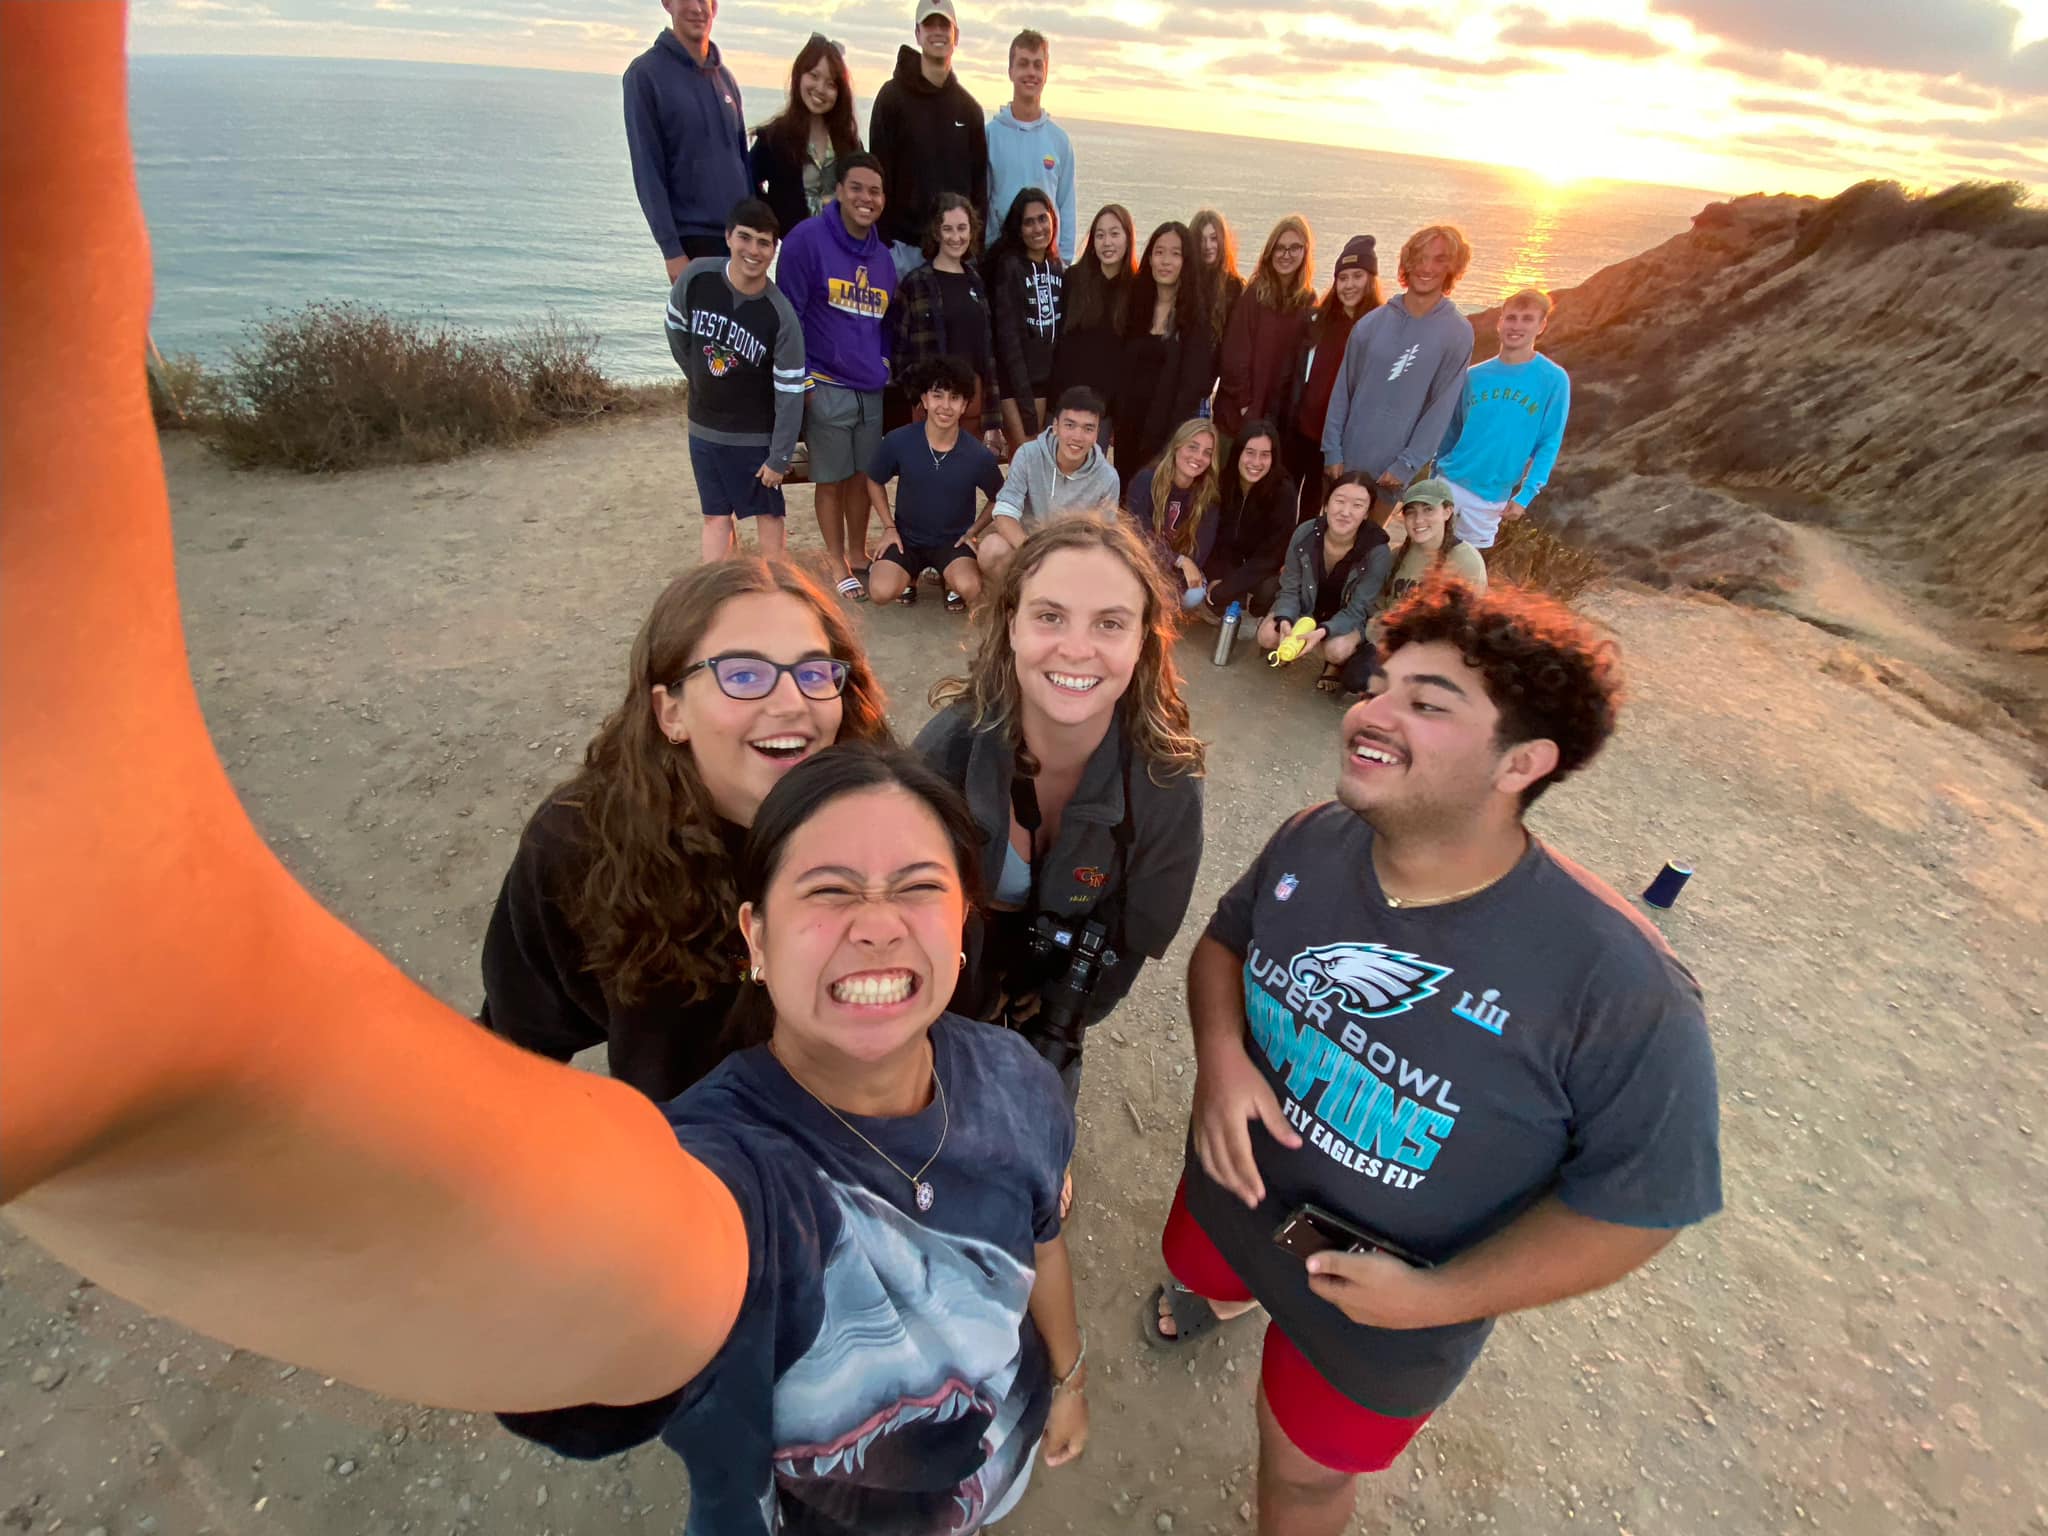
{"left": 1437, "top": 353, "right": 1571, "bottom": 505}
{"left": 986, "top": 105, "right": 1077, "bottom": 262}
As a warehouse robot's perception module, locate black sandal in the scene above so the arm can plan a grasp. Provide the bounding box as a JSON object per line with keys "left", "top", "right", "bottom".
{"left": 1144, "top": 1283, "right": 1239, "bottom": 1348}
{"left": 1314, "top": 664, "right": 1343, "bottom": 694}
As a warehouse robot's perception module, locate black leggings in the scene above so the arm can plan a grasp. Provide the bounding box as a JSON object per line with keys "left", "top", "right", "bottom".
{"left": 1205, "top": 558, "right": 1282, "bottom": 616}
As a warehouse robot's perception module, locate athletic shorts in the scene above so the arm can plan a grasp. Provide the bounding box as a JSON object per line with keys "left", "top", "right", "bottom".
{"left": 871, "top": 538, "right": 976, "bottom": 578}
{"left": 1160, "top": 1178, "right": 1433, "bottom": 1474}
{"left": 688, "top": 436, "right": 785, "bottom": 520}
{"left": 1446, "top": 480, "right": 1511, "bottom": 549}
{"left": 805, "top": 383, "right": 883, "bottom": 485}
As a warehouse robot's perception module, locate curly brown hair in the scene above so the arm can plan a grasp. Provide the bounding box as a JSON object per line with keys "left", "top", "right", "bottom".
{"left": 1377, "top": 574, "right": 1621, "bottom": 807}
{"left": 560, "top": 559, "right": 890, "bottom": 1004}
{"left": 929, "top": 517, "right": 1205, "bottom": 782}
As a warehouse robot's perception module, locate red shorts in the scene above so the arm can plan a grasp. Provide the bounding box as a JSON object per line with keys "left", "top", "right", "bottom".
{"left": 1160, "top": 1178, "right": 1432, "bottom": 1474}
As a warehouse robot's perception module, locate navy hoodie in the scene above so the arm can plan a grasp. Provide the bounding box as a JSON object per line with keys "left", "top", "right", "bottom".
{"left": 623, "top": 31, "right": 749, "bottom": 259}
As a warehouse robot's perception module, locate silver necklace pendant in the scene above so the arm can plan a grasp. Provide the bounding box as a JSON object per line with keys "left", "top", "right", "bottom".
{"left": 914, "top": 1180, "right": 936, "bottom": 1212}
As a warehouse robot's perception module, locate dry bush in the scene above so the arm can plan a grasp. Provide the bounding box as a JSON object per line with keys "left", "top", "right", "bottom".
{"left": 508, "top": 314, "right": 624, "bottom": 421}
{"left": 146, "top": 349, "right": 225, "bottom": 431}
{"left": 209, "top": 303, "right": 528, "bottom": 471}
{"left": 1485, "top": 516, "right": 1605, "bottom": 604}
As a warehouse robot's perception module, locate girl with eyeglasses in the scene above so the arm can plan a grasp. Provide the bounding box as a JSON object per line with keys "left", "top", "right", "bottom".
{"left": 1214, "top": 216, "right": 1316, "bottom": 439}
{"left": 479, "top": 559, "right": 889, "bottom": 1102}
{"left": 748, "top": 34, "right": 863, "bottom": 241}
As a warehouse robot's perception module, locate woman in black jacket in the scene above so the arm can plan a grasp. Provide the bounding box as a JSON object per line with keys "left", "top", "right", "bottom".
{"left": 479, "top": 560, "right": 889, "bottom": 1102}
{"left": 746, "top": 34, "right": 862, "bottom": 240}
{"left": 983, "top": 188, "right": 1065, "bottom": 452}
{"left": 1048, "top": 203, "right": 1137, "bottom": 446}
{"left": 1197, "top": 418, "right": 1299, "bottom": 622}
{"left": 1111, "top": 220, "right": 1217, "bottom": 486}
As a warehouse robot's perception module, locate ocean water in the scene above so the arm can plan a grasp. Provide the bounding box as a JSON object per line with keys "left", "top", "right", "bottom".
{"left": 130, "top": 55, "right": 1721, "bottom": 382}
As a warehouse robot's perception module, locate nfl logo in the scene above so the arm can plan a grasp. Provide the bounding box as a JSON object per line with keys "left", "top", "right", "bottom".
{"left": 1274, "top": 874, "right": 1298, "bottom": 902}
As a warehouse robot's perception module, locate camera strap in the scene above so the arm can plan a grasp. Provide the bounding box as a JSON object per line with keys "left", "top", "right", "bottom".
{"left": 1009, "top": 725, "right": 1136, "bottom": 937}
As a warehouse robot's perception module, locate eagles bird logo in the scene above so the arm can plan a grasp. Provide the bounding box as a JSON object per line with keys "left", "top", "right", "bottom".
{"left": 1288, "top": 942, "right": 1451, "bottom": 1019}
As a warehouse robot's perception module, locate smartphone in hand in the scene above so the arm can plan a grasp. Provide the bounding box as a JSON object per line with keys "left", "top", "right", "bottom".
{"left": 1271, "top": 1203, "right": 1434, "bottom": 1269}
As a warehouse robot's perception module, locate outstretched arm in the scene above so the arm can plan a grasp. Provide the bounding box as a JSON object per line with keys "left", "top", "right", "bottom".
{"left": 0, "top": 3, "right": 744, "bottom": 1414}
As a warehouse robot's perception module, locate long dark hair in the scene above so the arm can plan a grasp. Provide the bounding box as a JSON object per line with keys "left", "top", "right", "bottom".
{"left": 1124, "top": 221, "right": 1205, "bottom": 342}
{"left": 1188, "top": 208, "right": 1242, "bottom": 337}
{"left": 560, "top": 560, "right": 890, "bottom": 1005}
{"left": 1064, "top": 203, "right": 1136, "bottom": 332}
{"left": 754, "top": 34, "right": 861, "bottom": 166}
{"left": 740, "top": 744, "right": 984, "bottom": 910}
{"left": 1222, "top": 418, "right": 1295, "bottom": 529}
{"left": 983, "top": 187, "right": 1062, "bottom": 282}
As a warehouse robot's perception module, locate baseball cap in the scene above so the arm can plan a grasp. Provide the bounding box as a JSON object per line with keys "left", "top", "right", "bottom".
{"left": 1399, "top": 477, "right": 1455, "bottom": 508}
{"left": 1333, "top": 235, "right": 1379, "bottom": 278}
{"left": 915, "top": 0, "right": 957, "bottom": 25}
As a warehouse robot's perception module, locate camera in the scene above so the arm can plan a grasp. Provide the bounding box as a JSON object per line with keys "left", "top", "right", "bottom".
{"left": 1018, "top": 913, "right": 1119, "bottom": 1074}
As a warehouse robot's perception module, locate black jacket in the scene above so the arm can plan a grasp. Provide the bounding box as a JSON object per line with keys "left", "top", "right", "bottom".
{"left": 746, "top": 130, "right": 814, "bottom": 242}
{"left": 914, "top": 702, "right": 1204, "bottom": 1029}
{"left": 988, "top": 251, "right": 1064, "bottom": 435}
{"left": 478, "top": 795, "right": 743, "bottom": 1102}
{"left": 1113, "top": 319, "right": 1218, "bottom": 482}
{"left": 1206, "top": 473, "right": 1301, "bottom": 577}
{"left": 869, "top": 47, "right": 989, "bottom": 250}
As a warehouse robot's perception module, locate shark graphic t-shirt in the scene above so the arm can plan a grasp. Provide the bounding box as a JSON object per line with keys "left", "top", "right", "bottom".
{"left": 1184, "top": 804, "right": 1720, "bottom": 1418}
{"left": 503, "top": 1013, "right": 1072, "bottom": 1536}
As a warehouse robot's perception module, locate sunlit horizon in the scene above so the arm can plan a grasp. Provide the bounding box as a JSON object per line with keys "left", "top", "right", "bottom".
{"left": 130, "top": 0, "right": 2048, "bottom": 202}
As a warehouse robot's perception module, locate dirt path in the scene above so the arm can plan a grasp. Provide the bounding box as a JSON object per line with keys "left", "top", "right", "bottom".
{"left": 5, "top": 414, "right": 2046, "bottom": 1536}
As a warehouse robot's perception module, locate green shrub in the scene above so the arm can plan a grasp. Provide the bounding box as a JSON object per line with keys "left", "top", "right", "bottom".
{"left": 1486, "top": 516, "right": 1605, "bottom": 604}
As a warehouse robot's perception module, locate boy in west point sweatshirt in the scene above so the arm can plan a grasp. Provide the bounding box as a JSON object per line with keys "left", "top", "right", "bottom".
{"left": 1322, "top": 224, "right": 1476, "bottom": 525}
{"left": 1435, "top": 288, "right": 1571, "bottom": 552}
{"left": 665, "top": 199, "right": 805, "bottom": 565}
{"left": 986, "top": 30, "right": 1077, "bottom": 263}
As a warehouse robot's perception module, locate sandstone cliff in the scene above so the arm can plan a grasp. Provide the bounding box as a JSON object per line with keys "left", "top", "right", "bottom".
{"left": 1495, "top": 181, "right": 2048, "bottom": 644}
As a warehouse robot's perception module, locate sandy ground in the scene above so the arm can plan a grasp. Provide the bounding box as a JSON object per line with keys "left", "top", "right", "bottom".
{"left": 5, "top": 412, "right": 2046, "bottom": 1536}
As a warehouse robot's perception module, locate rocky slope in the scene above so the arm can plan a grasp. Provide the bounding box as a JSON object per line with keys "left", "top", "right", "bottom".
{"left": 1490, "top": 182, "right": 2048, "bottom": 646}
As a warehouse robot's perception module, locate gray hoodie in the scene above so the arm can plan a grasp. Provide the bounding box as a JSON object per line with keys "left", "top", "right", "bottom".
{"left": 1321, "top": 294, "right": 1474, "bottom": 483}
{"left": 992, "top": 434, "right": 1121, "bottom": 527}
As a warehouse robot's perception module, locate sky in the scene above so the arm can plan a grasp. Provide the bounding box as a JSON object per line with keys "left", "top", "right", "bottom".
{"left": 131, "top": 0, "right": 2048, "bottom": 195}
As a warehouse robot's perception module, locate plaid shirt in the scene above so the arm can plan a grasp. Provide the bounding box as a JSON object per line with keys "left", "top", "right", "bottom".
{"left": 890, "top": 263, "right": 1003, "bottom": 432}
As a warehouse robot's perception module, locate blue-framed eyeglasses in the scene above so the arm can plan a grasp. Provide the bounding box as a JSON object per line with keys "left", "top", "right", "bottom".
{"left": 675, "top": 653, "right": 851, "bottom": 702}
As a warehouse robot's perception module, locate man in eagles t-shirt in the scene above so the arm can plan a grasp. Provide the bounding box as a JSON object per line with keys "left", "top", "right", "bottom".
{"left": 1151, "top": 575, "right": 1720, "bottom": 1529}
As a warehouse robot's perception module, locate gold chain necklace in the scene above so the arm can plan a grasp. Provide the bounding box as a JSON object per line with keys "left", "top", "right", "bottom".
{"left": 773, "top": 1042, "right": 950, "bottom": 1213}
{"left": 1381, "top": 873, "right": 1510, "bottom": 910}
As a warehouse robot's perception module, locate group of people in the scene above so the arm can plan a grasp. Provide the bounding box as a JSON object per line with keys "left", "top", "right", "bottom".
{"left": 474, "top": 519, "right": 1720, "bottom": 1535}
{"left": 632, "top": 0, "right": 1572, "bottom": 665}
{"left": 5, "top": 16, "right": 1718, "bottom": 1536}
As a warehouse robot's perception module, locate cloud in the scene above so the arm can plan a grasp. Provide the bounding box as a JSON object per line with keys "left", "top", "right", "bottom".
{"left": 1653, "top": 0, "right": 2043, "bottom": 92}
{"left": 1734, "top": 94, "right": 1862, "bottom": 124}
{"left": 1495, "top": 12, "right": 1668, "bottom": 60}
{"left": 1298, "top": 37, "right": 1542, "bottom": 76}
{"left": 1701, "top": 44, "right": 1823, "bottom": 85}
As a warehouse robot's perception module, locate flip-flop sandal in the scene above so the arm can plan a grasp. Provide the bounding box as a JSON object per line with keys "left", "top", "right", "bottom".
{"left": 836, "top": 576, "right": 865, "bottom": 601}
{"left": 1144, "top": 1283, "right": 1235, "bottom": 1349}
{"left": 1314, "top": 665, "right": 1343, "bottom": 694}
{"left": 897, "top": 583, "right": 918, "bottom": 606}
{"left": 945, "top": 591, "right": 967, "bottom": 615}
